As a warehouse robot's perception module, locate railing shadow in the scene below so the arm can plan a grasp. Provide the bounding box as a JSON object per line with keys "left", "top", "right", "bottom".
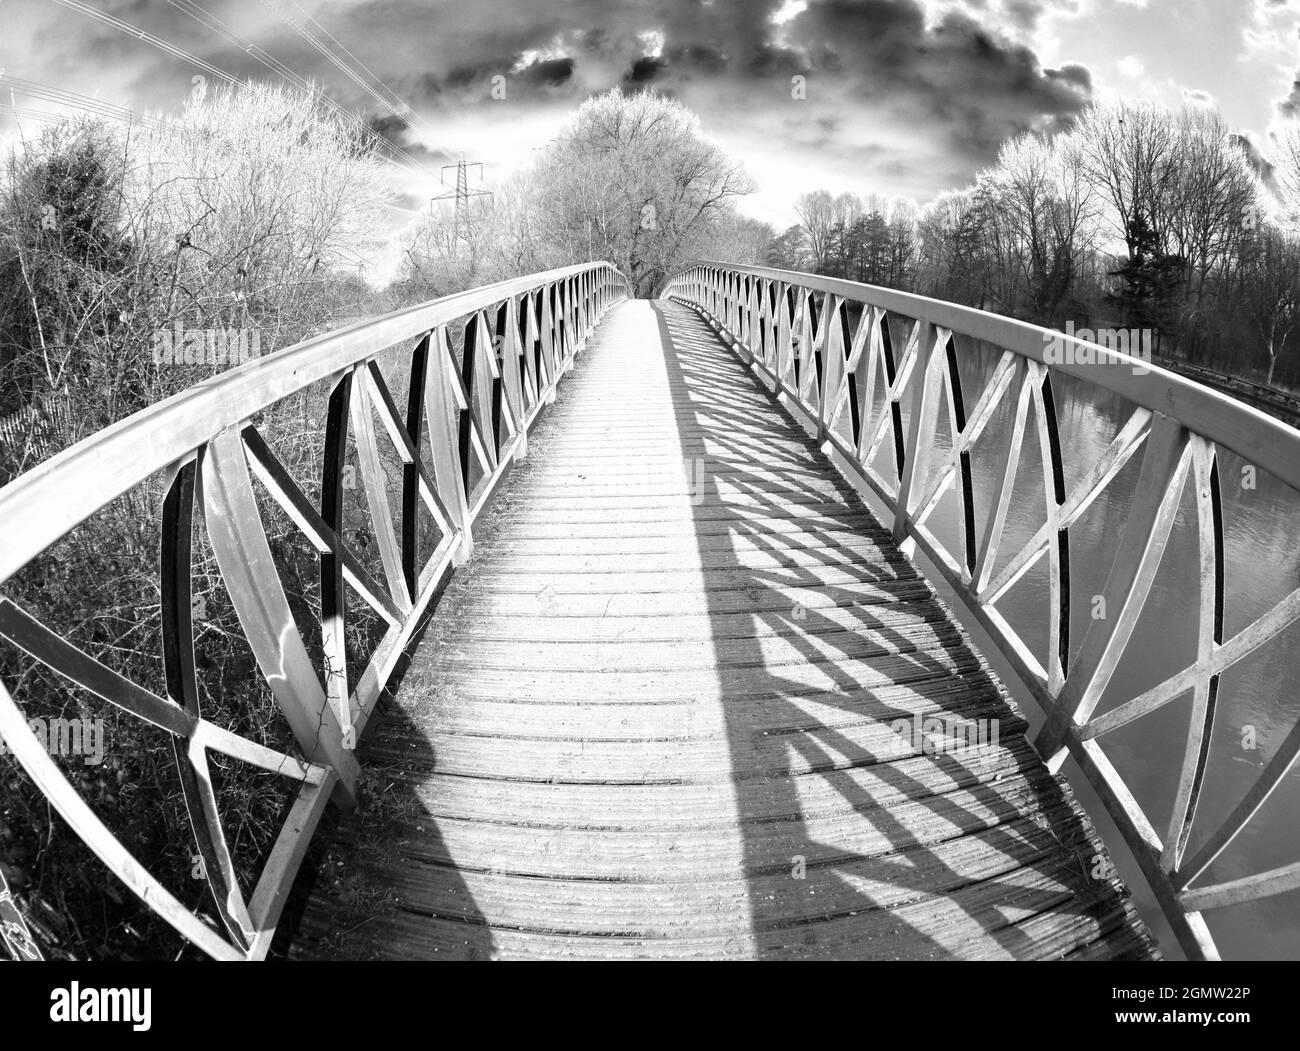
{"left": 650, "top": 299, "right": 1130, "bottom": 959}
{"left": 274, "top": 573, "right": 496, "bottom": 960}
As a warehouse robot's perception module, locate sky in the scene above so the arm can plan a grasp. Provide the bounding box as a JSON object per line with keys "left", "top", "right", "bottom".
{"left": 0, "top": 0, "right": 1298, "bottom": 229}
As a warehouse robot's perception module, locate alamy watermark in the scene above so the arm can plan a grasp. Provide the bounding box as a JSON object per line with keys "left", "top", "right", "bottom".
{"left": 0, "top": 716, "right": 106, "bottom": 765}
{"left": 888, "top": 713, "right": 1000, "bottom": 756}
{"left": 50, "top": 982, "right": 151, "bottom": 1031}
{"left": 1042, "top": 322, "right": 1152, "bottom": 377}
{"left": 152, "top": 321, "right": 261, "bottom": 366}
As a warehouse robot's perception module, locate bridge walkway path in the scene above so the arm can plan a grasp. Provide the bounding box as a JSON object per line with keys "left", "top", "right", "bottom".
{"left": 286, "top": 299, "right": 1158, "bottom": 961}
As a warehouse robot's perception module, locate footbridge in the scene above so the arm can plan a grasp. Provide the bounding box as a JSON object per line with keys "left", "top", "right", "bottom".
{"left": 2, "top": 261, "right": 1299, "bottom": 961}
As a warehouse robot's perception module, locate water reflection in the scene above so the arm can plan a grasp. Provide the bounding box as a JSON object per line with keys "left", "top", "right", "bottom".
{"left": 917, "top": 336, "right": 1300, "bottom": 959}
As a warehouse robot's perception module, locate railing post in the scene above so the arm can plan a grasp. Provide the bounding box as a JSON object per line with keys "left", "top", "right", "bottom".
{"left": 1035, "top": 413, "right": 1189, "bottom": 770}
{"left": 892, "top": 320, "right": 940, "bottom": 544}
{"left": 566, "top": 277, "right": 575, "bottom": 357}
{"left": 582, "top": 271, "right": 592, "bottom": 340}
{"left": 743, "top": 274, "right": 754, "bottom": 348}
{"left": 775, "top": 283, "right": 793, "bottom": 388}
{"left": 423, "top": 326, "right": 474, "bottom": 565}
{"left": 160, "top": 460, "right": 255, "bottom": 949}
{"left": 502, "top": 295, "right": 528, "bottom": 462}
{"left": 819, "top": 296, "right": 845, "bottom": 441}
{"left": 321, "top": 373, "right": 354, "bottom": 750}
{"left": 466, "top": 311, "right": 498, "bottom": 475}
{"left": 759, "top": 281, "right": 774, "bottom": 368}
{"left": 526, "top": 288, "right": 546, "bottom": 398}
{"left": 558, "top": 279, "right": 569, "bottom": 363}
{"left": 540, "top": 283, "right": 558, "bottom": 403}
{"left": 797, "top": 289, "right": 817, "bottom": 405}
{"left": 200, "top": 428, "right": 360, "bottom": 808}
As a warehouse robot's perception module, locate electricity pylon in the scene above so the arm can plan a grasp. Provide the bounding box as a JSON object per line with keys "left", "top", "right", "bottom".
{"left": 431, "top": 155, "right": 492, "bottom": 256}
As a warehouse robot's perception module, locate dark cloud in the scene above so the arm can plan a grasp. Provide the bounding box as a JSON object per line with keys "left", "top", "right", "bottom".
{"left": 519, "top": 57, "right": 577, "bottom": 87}
{"left": 782, "top": 1, "right": 1091, "bottom": 159}
{"left": 364, "top": 114, "right": 450, "bottom": 165}
{"left": 1229, "top": 133, "right": 1275, "bottom": 181}
{"left": 1278, "top": 75, "right": 1300, "bottom": 120}
{"left": 662, "top": 45, "right": 728, "bottom": 77}
{"left": 624, "top": 56, "right": 668, "bottom": 87}
{"left": 30, "top": 0, "right": 1093, "bottom": 194}
{"left": 1047, "top": 64, "right": 1092, "bottom": 90}
{"left": 1229, "top": 131, "right": 1282, "bottom": 201}
{"left": 366, "top": 113, "right": 411, "bottom": 143}
{"left": 746, "top": 44, "right": 809, "bottom": 77}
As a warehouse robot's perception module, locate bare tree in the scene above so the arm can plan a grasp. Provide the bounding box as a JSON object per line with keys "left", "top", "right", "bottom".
{"left": 129, "top": 81, "right": 391, "bottom": 353}
{"left": 1278, "top": 123, "right": 1300, "bottom": 233}
{"left": 710, "top": 213, "right": 776, "bottom": 266}
{"left": 1164, "top": 109, "right": 1258, "bottom": 314}
{"left": 530, "top": 90, "right": 752, "bottom": 296}
{"left": 1073, "top": 99, "right": 1181, "bottom": 256}
{"left": 991, "top": 133, "right": 1100, "bottom": 323}
{"left": 1241, "top": 227, "right": 1300, "bottom": 385}
{"left": 795, "top": 190, "right": 861, "bottom": 273}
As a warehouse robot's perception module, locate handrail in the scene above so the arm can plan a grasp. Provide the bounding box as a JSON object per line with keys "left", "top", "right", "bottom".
{"left": 667, "top": 261, "right": 1300, "bottom": 961}
{"left": 0, "top": 262, "right": 621, "bottom": 585}
{"left": 0, "top": 261, "right": 630, "bottom": 959}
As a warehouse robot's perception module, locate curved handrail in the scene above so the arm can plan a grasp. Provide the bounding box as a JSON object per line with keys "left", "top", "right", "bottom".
{"left": 678, "top": 261, "right": 1300, "bottom": 494}
{"left": 0, "top": 262, "right": 623, "bottom": 586}
{"left": 0, "top": 261, "right": 631, "bottom": 959}
{"left": 666, "top": 260, "right": 1300, "bottom": 961}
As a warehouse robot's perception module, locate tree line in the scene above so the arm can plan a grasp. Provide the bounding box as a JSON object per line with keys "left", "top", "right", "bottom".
{"left": 396, "top": 89, "right": 756, "bottom": 301}
{"left": 0, "top": 82, "right": 393, "bottom": 959}
{"left": 759, "top": 102, "right": 1300, "bottom": 388}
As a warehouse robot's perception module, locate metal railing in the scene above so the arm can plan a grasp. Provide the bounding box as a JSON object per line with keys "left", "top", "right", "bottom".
{"left": 666, "top": 261, "right": 1300, "bottom": 961}
{"left": 0, "top": 262, "right": 629, "bottom": 959}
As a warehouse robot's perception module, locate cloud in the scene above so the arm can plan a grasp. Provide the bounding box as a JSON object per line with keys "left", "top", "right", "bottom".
{"left": 1278, "top": 76, "right": 1300, "bottom": 118}
{"left": 778, "top": 2, "right": 1091, "bottom": 154}
{"left": 364, "top": 114, "right": 451, "bottom": 165}
{"left": 1117, "top": 55, "right": 1144, "bottom": 78}
{"left": 6, "top": 0, "right": 1094, "bottom": 218}
{"left": 1240, "top": 0, "right": 1300, "bottom": 127}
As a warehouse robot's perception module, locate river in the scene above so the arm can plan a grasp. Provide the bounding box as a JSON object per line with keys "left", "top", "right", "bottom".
{"left": 855, "top": 326, "right": 1300, "bottom": 960}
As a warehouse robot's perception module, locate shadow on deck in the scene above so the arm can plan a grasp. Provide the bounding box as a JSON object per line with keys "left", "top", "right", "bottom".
{"left": 281, "top": 299, "right": 1158, "bottom": 960}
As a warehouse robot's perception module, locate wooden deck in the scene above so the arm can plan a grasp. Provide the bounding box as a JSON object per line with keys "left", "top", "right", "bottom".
{"left": 286, "top": 299, "right": 1158, "bottom": 961}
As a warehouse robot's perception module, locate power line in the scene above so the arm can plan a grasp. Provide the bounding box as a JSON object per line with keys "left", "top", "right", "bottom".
{"left": 0, "top": 74, "right": 164, "bottom": 132}
{"left": 272, "top": 0, "right": 439, "bottom": 141}
{"left": 41, "top": 0, "right": 433, "bottom": 179}
{"left": 165, "top": 0, "right": 319, "bottom": 95}
{"left": 1, "top": 103, "right": 76, "bottom": 130}
{"left": 27, "top": 0, "right": 443, "bottom": 186}
{"left": 263, "top": 0, "right": 407, "bottom": 125}
{"left": 46, "top": 0, "right": 235, "bottom": 87}
{"left": 158, "top": 0, "right": 436, "bottom": 178}
{"left": 168, "top": 0, "right": 435, "bottom": 176}
{"left": 284, "top": 0, "right": 430, "bottom": 133}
